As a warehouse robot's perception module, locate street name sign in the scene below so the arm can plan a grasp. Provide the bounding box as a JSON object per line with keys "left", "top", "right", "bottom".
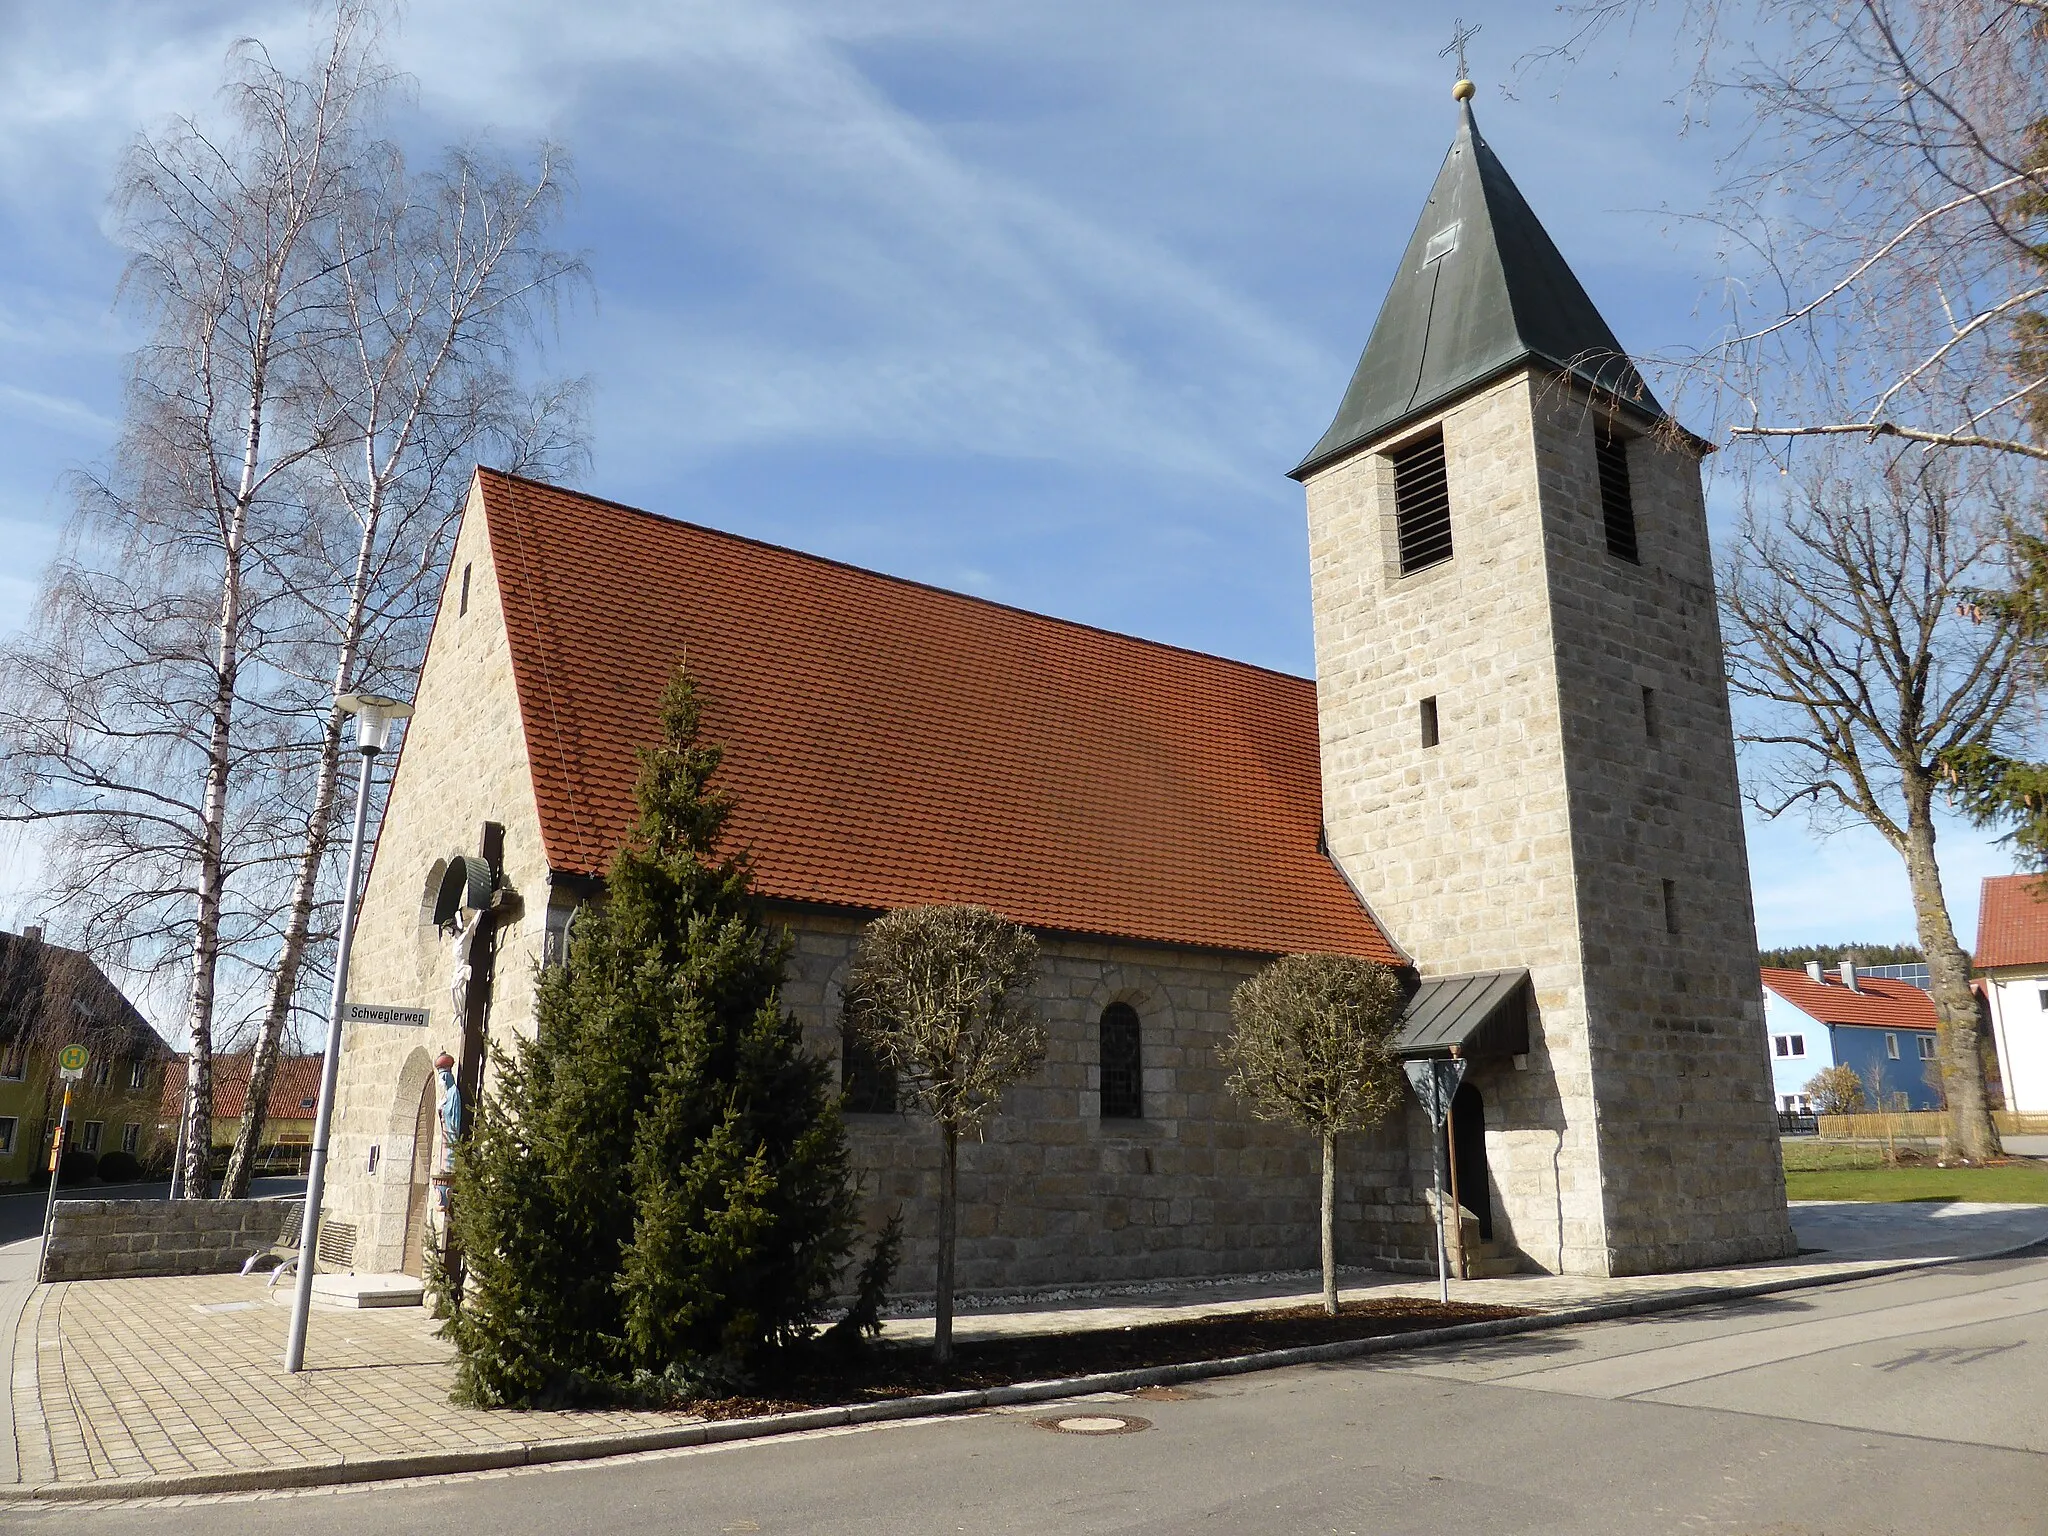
{"left": 343, "top": 1003, "right": 430, "bottom": 1028}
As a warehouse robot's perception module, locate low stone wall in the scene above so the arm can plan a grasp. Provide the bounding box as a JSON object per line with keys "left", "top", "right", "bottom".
{"left": 39, "top": 1198, "right": 304, "bottom": 1283}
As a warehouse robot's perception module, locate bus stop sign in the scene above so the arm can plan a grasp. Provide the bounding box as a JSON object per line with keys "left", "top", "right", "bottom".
{"left": 57, "top": 1044, "right": 88, "bottom": 1082}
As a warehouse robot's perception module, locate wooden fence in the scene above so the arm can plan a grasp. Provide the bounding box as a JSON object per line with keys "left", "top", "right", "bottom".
{"left": 1816, "top": 1110, "right": 2048, "bottom": 1140}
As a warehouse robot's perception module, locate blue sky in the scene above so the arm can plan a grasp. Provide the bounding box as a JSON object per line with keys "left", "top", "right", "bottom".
{"left": 0, "top": 0, "right": 2019, "bottom": 953}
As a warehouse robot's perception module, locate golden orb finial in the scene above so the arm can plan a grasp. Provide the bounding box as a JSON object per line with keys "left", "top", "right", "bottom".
{"left": 1452, "top": 78, "right": 1476, "bottom": 102}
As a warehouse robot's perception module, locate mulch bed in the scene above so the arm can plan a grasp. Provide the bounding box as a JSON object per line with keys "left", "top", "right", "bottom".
{"left": 690, "top": 1296, "right": 1529, "bottom": 1420}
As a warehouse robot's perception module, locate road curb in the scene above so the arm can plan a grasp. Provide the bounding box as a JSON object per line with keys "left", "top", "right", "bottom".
{"left": 5, "top": 1229, "right": 2045, "bottom": 1503}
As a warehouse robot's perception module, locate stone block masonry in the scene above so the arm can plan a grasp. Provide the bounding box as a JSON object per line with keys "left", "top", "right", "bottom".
{"left": 39, "top": 1198, "right": 304, "bottom": 1282}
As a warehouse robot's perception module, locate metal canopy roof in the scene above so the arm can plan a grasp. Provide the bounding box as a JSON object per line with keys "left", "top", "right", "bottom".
{"left": 1291, "top": 101, "right": 1668, "bottom": 481}
{"left": 1392, "top": 968, "right": 1531, "bottom": 1060}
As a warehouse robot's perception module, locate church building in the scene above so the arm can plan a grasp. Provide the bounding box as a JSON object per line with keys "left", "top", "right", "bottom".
{"left": 323, "top": 89, "right": 1796, "bottom": 1291}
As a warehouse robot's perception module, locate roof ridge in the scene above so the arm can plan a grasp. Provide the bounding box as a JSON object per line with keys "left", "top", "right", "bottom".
{"left": 475, "top": 468, "right": 1316, "bottom": 689}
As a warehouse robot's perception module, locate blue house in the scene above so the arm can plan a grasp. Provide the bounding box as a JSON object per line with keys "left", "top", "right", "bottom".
{"left": 1762, "top": 961, "right": 1942, "bottom": 1112}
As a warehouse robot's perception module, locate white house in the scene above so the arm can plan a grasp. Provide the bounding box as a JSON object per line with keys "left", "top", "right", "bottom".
{"left": 1974, "top": 875, "right": 2048, "bottom": 1115}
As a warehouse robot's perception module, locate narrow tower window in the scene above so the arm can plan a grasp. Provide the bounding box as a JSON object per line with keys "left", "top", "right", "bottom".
{"left": 1099, "top": 1002, "right": 1143, "bottom": 1119}
{"left": 1419, "top": 696, "right": 1440, "bottom": 748}
{"left": 1596, "top": 427, "right": 1639, "bottom": 563}
{"left": 1641, "top": 685, "right": 1659, "bottom": 742}
{"left": 458, "top": 562, "right": 472, "bottom": 616}
{"left": 1662, "top": 878, "right": 1680, "bottom": 934}
{"left": 1391, "top": 431, "right": 1453, "bottom": 574}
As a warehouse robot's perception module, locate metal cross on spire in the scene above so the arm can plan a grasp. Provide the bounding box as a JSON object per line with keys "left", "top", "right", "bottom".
{"left": 1439, "top": 17, "right": 1481, "bottom": 82}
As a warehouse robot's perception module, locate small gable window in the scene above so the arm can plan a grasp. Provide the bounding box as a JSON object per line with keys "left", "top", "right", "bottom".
{"left": 1099, "top": 1003, "right": 1143, "bottom": 1120}
{"left": 1391, "top": 430, "right": 1454, "bottom": 575}
{"left": 1595, "top": 426, "right": 1639, "bottom": 564}
{"left": 458, "top": 562, "right": 472, "bottom": 616}
{"left": 1773, "top": 1034, "right": 1805, "bottom": 1058}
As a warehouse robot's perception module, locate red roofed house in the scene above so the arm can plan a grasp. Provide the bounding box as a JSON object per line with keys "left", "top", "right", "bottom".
{"left": 158, "top": 1054, "right": 325, "bottom": 1174}
{"left": 1975, "top": 875, "right": 2048, "bottom": 1114}
{"left": 323, "top": 95, "right": 1795, "bottom": 1287}
{"left": 1760, "top": 964, "right": 1941, "bottom": 1113}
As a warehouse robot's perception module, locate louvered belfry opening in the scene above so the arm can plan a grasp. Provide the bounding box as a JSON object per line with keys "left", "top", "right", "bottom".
{"left": 1391, "top": 430, "right": 1453, "bottom": 574}
{"left": 1596, "top": 426, "right": 1639, "bottom": 563}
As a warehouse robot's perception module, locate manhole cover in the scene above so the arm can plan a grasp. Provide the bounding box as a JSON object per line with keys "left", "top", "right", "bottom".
{"left": 1034, "top": 1413, "right": 1152, "bottom": 1436}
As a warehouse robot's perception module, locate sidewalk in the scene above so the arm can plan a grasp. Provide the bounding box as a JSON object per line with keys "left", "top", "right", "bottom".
{"left": 6, "top": 1200, "right": 2044, "bottom": 1499}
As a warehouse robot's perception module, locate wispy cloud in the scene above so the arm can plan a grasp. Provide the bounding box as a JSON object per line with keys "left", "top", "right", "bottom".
{"left": 0, "top": 383, "right": 117, "bottom": 439}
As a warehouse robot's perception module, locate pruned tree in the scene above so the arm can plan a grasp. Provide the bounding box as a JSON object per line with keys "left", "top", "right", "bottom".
{"left": 1721, "top": 451, "right": 2036, "bottom": 1161}
{"left": 843, "top": 905, "right": 1044, "bottom": 1365}
{"left": 1221, "top": 953, "right": 1405, "bottom": 1317}
{"left": 1805, "top": 1063, "right": 1868, "bottom": 1115}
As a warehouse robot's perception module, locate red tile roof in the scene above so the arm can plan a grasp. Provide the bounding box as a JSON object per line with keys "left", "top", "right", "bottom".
{"left": 160, "top": 1055, "right": 325, "bottom": 1122}
{"left": 1974, "top": 874, "right": 2048, "bottom": 970}
{"left": 476, "top": 470, "right": 1397, "bottom": 962}
{"left": 1759, "top": 968, "right": 1937, "bottom": 1031}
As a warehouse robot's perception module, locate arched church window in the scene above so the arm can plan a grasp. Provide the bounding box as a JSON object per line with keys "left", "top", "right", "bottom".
{"left": 840, "top": 1012, "right": 897, "bottom": 1115}
{"left": 1099, "top": 1003, "right": 1142, "bottom": 1119}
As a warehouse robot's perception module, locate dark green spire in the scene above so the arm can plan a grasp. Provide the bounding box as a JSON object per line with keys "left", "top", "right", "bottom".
{"left": 1291, "top": 100, "right": 1666, "bottom": 481}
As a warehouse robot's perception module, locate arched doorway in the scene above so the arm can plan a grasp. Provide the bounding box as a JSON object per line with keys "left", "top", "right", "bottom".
{"left": 1445, "top": 1083, "right": 1492, "bottom": 1241}
{"left": 400, "top": 1075, "right": 436, "bottom": 1278}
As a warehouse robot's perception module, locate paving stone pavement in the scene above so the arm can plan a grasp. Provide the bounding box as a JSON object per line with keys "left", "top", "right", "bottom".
{"left": 5, "top": 1200, "right": 2044, "bottom": 1493}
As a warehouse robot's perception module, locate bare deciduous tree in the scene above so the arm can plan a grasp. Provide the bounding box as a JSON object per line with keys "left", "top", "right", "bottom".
{"left": 1221, "top": 954, "right": 1405, "bottom": 1317}
{"left": 0, "top": 6, "right": 393, "bottom": 1197}
{"left": 843, "top": 905, "right": 1044, "bottom": 1364}
{"left": 0, "top": 0, "right": 587, "bottom": 1200}
{"left": 221, "top": 130, "right": 587, "bottom": 1197}
{"left": 1550, "top": 1, "right": 2048, "bottom": 465}
{"left": 1721, "top": 453, "right": 2037, "bottom": 1160}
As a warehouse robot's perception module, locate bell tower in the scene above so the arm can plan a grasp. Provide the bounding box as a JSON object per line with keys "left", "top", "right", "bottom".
{"left": 1298, "top": 85, "right": 1795, "bottom": 1275}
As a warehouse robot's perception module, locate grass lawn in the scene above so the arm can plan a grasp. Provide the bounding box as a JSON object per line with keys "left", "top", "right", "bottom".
{"left": 1783, "top": 1141, "right": 2048, "bottom": 1204}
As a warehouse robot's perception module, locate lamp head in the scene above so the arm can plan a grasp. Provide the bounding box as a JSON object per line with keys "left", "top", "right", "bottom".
{"left": 336, "top": 692, "right": 413, "bottom": 754}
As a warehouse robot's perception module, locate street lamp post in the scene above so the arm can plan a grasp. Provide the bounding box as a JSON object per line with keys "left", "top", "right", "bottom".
{"left": 285, "top": 692, "right": 411, "bottom": 1374}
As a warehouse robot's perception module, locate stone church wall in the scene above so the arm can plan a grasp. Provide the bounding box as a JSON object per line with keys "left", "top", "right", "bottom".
{"left": 323, "top": 480, "right": 562, "bottom": 1277}
{"left": 779, "top": 912, "right": 1447, "bottom": 1295}
{"left": 323, "top": 482, "right": 1457, "bottom": 1287}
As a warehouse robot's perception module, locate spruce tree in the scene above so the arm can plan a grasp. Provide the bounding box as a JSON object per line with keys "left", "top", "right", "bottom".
{"left": 447, "top": 670, "right": 860, "bottom": 1406}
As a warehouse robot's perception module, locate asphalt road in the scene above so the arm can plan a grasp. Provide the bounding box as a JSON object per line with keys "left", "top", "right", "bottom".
{"left": 13, "top": 1248, "right": 2048, "bottom": 1535}
{"left": 0, "top": 1177, "right": 306, "bottom": 1247}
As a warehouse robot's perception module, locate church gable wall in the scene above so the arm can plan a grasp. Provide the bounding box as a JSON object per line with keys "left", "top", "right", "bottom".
{"left": 324, "top": 479, "right": 559, "bottom": 1276}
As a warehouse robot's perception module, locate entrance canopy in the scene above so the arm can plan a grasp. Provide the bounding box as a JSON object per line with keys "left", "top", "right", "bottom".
{"left": 1392, "top": 969, "right": 1531, "bottom": 1061}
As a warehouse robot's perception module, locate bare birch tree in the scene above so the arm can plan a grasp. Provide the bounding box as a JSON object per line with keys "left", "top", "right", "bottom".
{"left": 220, "top": 135, "right": 587, "bottom": 1197}
{"left": 1550, "top": 0, "right": 2048, "bottom": 465}
{"left": 1720, "top": 452, "right": 2038, "bottom": 1160}
{"left": 843, "top": 905, "right": 1044, "bottom": 1365}
{"left": 0, "top": 6, "right": 392, "bottom": 1196}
